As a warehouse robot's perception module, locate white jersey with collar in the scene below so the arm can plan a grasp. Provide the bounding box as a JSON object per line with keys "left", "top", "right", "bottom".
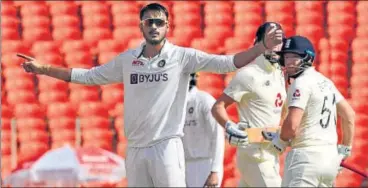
{"left": 287, "top": 67, "right": 344, "bottom": 148}
{"left": 71, "top": 40, "right": 236, "bottom": 147}
{"left": 224, "top": 55, "right": 287, "bottom": 128}
{"left": 182, "top": 87, "right": 225, "bottom": 172}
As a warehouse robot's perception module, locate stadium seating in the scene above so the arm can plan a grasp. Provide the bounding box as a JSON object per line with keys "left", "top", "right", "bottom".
{"left": 1, "top": 1, "right": 367, "bottom": 187}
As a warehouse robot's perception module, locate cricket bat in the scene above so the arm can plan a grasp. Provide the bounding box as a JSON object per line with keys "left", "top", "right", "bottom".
{"left": 246, "top": 127, "right": 279, "bottom": 143}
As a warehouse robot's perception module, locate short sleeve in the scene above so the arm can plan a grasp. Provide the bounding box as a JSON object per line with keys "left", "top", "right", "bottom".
{"left": 287, "top": 78, "right": 311, "bottom": 110}
{"left": 223, "top": 69, "right": 254, "bottom": 103}
{"left": 332, "top": 83, "right": 345, "bottom": 104}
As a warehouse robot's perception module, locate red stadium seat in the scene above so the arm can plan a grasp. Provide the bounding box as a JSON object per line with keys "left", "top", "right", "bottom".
{"left": 23, "top": 27, "right": 52, "bottom": 43}
{"left": 51, "top": 130, "right": 76, "bottom": 142}
{"left": 204, "top": 2, "right": 232, "bottom": 15}
{"left": 47, "top": 102, "right": 77, "bottom": 119}
{"left": 53, "top": 27, "right": 82, "bottom": 42}
{"left": 35, "top": 53, "right": 65, "bottom": 67}
{"left": 61, "top": 40, "right": 91, "bottom": 54}
{"left": 329, "top": 38, "right": 350, "bottom": 52}
{"left": 1, "top": 130, "right": 11, "bottom": 143}
{"left": 2, "top": 40, "right": 30, "bottom": 54}
{"left": 356, "top": 25, "right": 368, "bottom": 38}
{"left": 297, "top": 12, "right": 324, "bottom": 26}
{"left": 352, "top": 38, "right": 368, "bottom": 52}
{"left": 113, "top": 27, "right": 142, "bottom": 42}
{"left": 83, "top": 28, "right": 112, "bottom": 47}
{"left": 295, "top": 1, "right": 323, "bottom": 12}
{"left": 52, "top": 15, "right": 80, "bottom": 28}
{"left": 173, "top": 26, "right": 202, "bottom": 41}
{"left": 18, "top": 142, "right": 49, "bottom": 163}
{"left": 167, "top": 36, "right": 191, "bottom": 47}
{"left": 98, "top": 52, "right": 120, "bottom": 65}
{"left": 330, "top": 50, "right": 349, "bottom": 63}
{"left": 1, "top": 16, "right": 20, "bottom": 29}
{"left": 296, "top": 25, "right": 324, "bottom": 42}
{"left": 31, "top": 41, "right": 60, "bottom": 55}
{"left": 101, "top": 88, "right": 124, "bottom": 109}
{"left": 328, "top": 12, "right": 356, "bottom": 27}
{"left": 2, "top": 54, "right": 31, "bottom": 68}
{"left": 39, "top": 91, "right": 69, "bottom": 106}
{"left": 48, "top": 117, "right": 76, "bottom": 131}
{"left": 2, "top": 141, "right": 11, "bottom": 155}
{"left": 204, "top": 26, "right": 233, "bottom": 42}
{"left": 1, "top": 118, "right": 11, "bottom": 131}
{"left": 83, "top": 14, "right": 111, "bottom": 28}
{"left": 78, "top": 102, "right": 109, "bottom": 118}
{"left": 114, "top": 115, "right": 124, "bottom": 132}
{"left": 70, "top": 89, "right": 100, "bottom": 106}
{"left": 83, "top": 140, "right": 113, "bottom": 151}
{"left": 7, "top": 90, "right": 37, "bottom": 106}
{"left": 82, "top": 128, "right": 113, "bottom": 141}
{"left": 197, "top": 74, "right": 224, "bottom": 88}
{"left": 5, "top": 78, "right": 34, "bottom": 92}
{"left": 204, "top": 13, "right": 233, "bottom": 27}
{"left": 80, "top": 116, "right": 110, "bottom": 130}
{"left": 327, "top": 1, "right": 356, "bottom": 14}
{"left": 173, "top": 13, "right": 201, "bottom": 26}
{"left": 127, "top": 38, "right": 145, "bottom": 49}
{"left": 20, "top": 3, "right": 49, "bottom": 17}
{"left": 14, "top": 103, "right": 45, "bottom": 119}
{"left": 110, "top": 2, "right": 139, "bottom": 15}
{"left": 357, "top": 1, "right": 368, "bottom": 14}
{"left": 16, "top": 118, "right": 47, "bottom": 132}
{"left": 172, "top": 2, "right": 200, "bottom": 14}
{"left": 1, "top": 3, "right": 17, "bottom": 16}
{"left": 52, "top": 141, "right": 76, "bottom": 149}
{"left": 111, "top": 103, "right": 124, "bottom": 118}
{"left": 1, "top": 105, "right": 13, "bottom": 119}
{"left": 190, "top": 38, "right": 221, "bottom": 54}
{"left": 234, "top": 25, "right": 259, "bottom": 39}
{"left": 234, "top": 12, "right": 263, "bottom": 27}
{"left": 328, "top": 26, "right": 355, "bottom": 41}
{"left": 38, "top": 76, "right": 69, "bottom": 92}
{"left": 81, "top": 3, "right": 109, "bottom": 16}
{"left": 2, "top": 28, "right": 20, "bottom": 40}
{"left": 233, "top": 1, "right": 263, "bottom": 14}
{"left": 69, "top": 84, "right": 100, "bottom": 91}
{"left": 21, "top": 16, "right": 51, "bottom": 29}
{"left": 266, "top": 13, "right": 295, "bottom": 27}
{"left": 49, "top": 2, "right": 78, "bottom": 16}
{"left": 265, "top": 1, "right": 294, "bottom": 13}
{"left": 65, "top": 51, "right": 93, "bottom": 66}
{"left": 97, "top": 39, "right": 126, "bottom": 53}
{"left": 112, "top": 13, "right": 138, "bottom": 27}
{"left": 117, "top": 141, "right": 127, "bottom": 157}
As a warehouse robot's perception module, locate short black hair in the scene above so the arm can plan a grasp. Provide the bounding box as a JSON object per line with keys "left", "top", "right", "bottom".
{"left": 140, "top": 3, "right": 169, "bottom": 21}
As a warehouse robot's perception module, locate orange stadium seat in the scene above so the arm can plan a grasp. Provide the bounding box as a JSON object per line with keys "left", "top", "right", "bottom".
{"left": 2, "top": 53, "right": 30, "bottom": 68}
{"left": 265, "top": 1, "right": 294, "bottom": 13}
{"left": 328, "top": 13, "right": 356, "bottom": 27}
{"left": 22, "top": 27, "right": 52, "bottom": 43}
{"left": 35, "top": 53, "right": 65, "bottom": 67}
{"left": 111, "top": 103, "right": 124, "bottom": 118}
{"left": 1, "top": 130, "right": 11, "bottom": 143}
{"left": 16, "top": 118, "right": 47, "bottom": 132}
{"left": 114, "top": 116, "right": 124, "bottom": 132}
{"left": 97, "top": 39, "right": 126, "bottom": 53}
{"left": 53, "top": 27, "right": 82, "bottom": 42}
{"left": 2, "top": 28, "right": 20, "bottom": 40}
{"left": 233, "top": 1, "right": 263, "bottom": 14}
{"left": 2, "top": 40, "right": 30, "bottom": 54}
{"left": 1, "top": 3, "right": 17, "bottom": 16}
{"left": 327, "top": 1, "right": 356, "bottom": 14}
{"left": 197, "top": 74, "right": 224, "bottom": 88}
{"left": 295, "top": 1, "right": 323, "bottom": 12}
{"left": 1, "top": 16, "right": 20, "bottom": 29}
{"left": 80, "top": 116, "right": 110, "bottom": 130}
{"left": 204, "top": 2, "right": 232, "bottom": 15}
{"left": 266, "top": 13, "right": 294, "bottom": 26}
{"left": 61, "top": 40, "right": 91, "bottom": 54}
{"left": 172, "top": 2, "right": 200, "bottom": 15}
{"left": 83, "top": 28, "right": 113, "bottom": 47}
{"left": 64, "top": 51, "right": 94, "bottom": 66}
{"left": 98, "top": 51, "right": 120, "bottom": 65}
{"left": 330, "top": 50, "right": 349, "bottom": 63}
{"left": 82, "top": 128, "right": 114, "bottom": 141}
{"left": 204, "top": 26, "right": 233, "bottom": 41}
{"left": 47, "top": 102, "right": 77, "bottom": 119}
{"left": 296, "top": 12, "right": 324, "bottom": 26}
{"left": 83, "top": 14, "right": 111, "bottom": 28}
{"left": 190, "top": 38, "right": 221, "bottom": 54}
{"left": 21, "top": 16, "right": 51, "bottom": 29}
{"left": 1, "top": 105, "right": 13, "bottom": 119}
{"left": 14, "top": 103, "right": 45, "bottom": 119}
{"left": 83, "top": 139, "right": 113, "bottom": 151}
{"left": 112, "top": 13, "right": 139, "bottom": 27}
{"left": 166, "top": 36, "right": 190, "bottom": 47}
{"left": 78, "top": 102, "right": 109, "bottom": 118}
{"left": 328, "top": 26, "right": 355, "bottom": 41}
{"left": 110, "top": 2, "right": 140, "bottom": 15}
{"left": 20, "top": 3, "right": 49, "bottom": 17}
{"left": 113, "top": 27, "right": 142, "bottom": 42}
{"left": 52, "top": 15, "right": 81, "bottom": 28}
{"left": 352, "top": 38, "right": 368, "bottom": 53}
{"left": 49, "top": 2, "right": 78, "bottom": 16}
{"left": 128, "top": 38, "right": 145, "bottom": 49}
{"left": 6, "top": 91, "right": 37, "bottom": 107}
{"left": 173, "top": 26, "right": 202, "bottom": 41}
{"left": 31, "top": 41, "right": 60, "bottom": 55}
{"left": 38, "top": 76, "right": 69, "bottom": 92}
{"left": 18, "top": 130, "right": 49, "bottom": 143}
{"left": 234, "top": 12, "right": 263, "bottom": 27}
{"left": 18, "top": 142, "right": 49, "bottom": 164}
{"left": 48, "top": 117, "right": 76, "bottom": 131}
{"left": 101, "top": 88, "right": 124, "bottom": 110}
{"left": 39, "top": 91, "right": 69, "bottom": 106}
{"left": 204, "top": 13, "right": 233, "bottom": 27}
{"left": 5, "top": 78, "right": 34, "bottom": 92}
{"left": 329, "top": 38, "right": 350, "bottom": 52}
{"left": 70, "top": 88, "right": 100, "bottom": 106}
{"left": 117, "top": 141, "right": 127, "bottom": 157}
{"left": 357, "top": 1, "right": 368, "bottom": 13}
{"left": 81, "top": 2, "right": 109, "bottom": 16}
{"left": 173, "top": 13, "right": 201, "bottom": 26}
{"left": 1, "top": 118, "right": 11, "bottom": 131}
{"left": 356, "top": 25, "right": 368, "bottom": 38}
{"left": 2, "top": 141, "right": 11, "bottom": 156}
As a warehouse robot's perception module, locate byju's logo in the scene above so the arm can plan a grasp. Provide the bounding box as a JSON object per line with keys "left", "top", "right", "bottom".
{"left": 130, "top": 73, "right": 168, "bottom": 84}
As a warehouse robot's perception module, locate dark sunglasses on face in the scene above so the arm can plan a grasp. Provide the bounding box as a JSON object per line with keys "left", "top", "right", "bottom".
{"left": 141, "top": 18, "right": 167, "bottom": 27}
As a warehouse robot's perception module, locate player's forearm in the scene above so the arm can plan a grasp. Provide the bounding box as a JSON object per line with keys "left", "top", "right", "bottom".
{"left": 43, "top": 65, "right": 72, "bottom": 82}
{"left": 341, "top": 115, "right": 355, "bottom": 146}
{"left": 233, "top": 43, "right": 267, "bottom": 68}
{"left": 280, "top": 117, "right": 297, "bottom": 141}
{"left": 211, "top": 102, "right": 231, "bottom": 128}
{"left": 211, "top": 126, "right": 225, "bottom": 172}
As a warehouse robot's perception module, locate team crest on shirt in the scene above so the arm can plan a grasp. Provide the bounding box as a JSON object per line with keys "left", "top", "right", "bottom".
{"left": 188, "top": 107, "right": 194, "bottom": 114}
{"left": 292, "top": 89, "right": 301, "bottom": 101}
{"left": 158, "top": 59, "right": 166, "bottom": 67}
{"left": 264, "top": 80, "right": 270, "bottom": 86}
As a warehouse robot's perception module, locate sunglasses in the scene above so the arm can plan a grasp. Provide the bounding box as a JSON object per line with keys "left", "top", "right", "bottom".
{"left": 141, "top": 18, "right": 167, "bottom": 27}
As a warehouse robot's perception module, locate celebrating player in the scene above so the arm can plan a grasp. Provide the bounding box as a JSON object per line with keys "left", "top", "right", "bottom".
{"left": 265, "top": 35, "right": 355, "bottom": 186}
{"left": 16, "top": 3, "right": 283, "bottom": 187}
{"left": 211, "top": 22, "right": 286, "bottom": 187}
{"left": 182, "top": 74, "right": 225, "bottom": 187}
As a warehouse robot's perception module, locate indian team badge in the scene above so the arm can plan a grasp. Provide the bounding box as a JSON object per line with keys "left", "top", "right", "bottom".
{"left": 158, "top": 59, "right": 166, "bottom": 67}
{"left": 188, "top": 107, "right": 194, "bottom": 114}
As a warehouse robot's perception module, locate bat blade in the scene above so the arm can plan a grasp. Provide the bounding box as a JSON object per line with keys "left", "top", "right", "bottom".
{"left": 340, "top": 161, "right": 368, "bottom": 178}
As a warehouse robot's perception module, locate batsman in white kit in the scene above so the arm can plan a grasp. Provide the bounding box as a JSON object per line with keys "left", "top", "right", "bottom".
{"left": 211, "top": 22, "right": 286, "bottom": 187}
{"left": 16, "top": 3, "right": 284, "bottom": 187}
{"left": 264, "top": 35, "right": 355, "bottom": 187}
{"left": 182, "top": 74, "right": 224, "bottom": 187}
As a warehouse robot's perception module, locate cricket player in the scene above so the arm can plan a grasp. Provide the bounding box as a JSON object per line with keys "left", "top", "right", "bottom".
{"left": 17, "top": 3, "right": 283, "bottom": 187}
{"left": 265, "top": 35, "right": 355, "bottom": 187}
{"left": 211, "top": 22, "right": 286, "bottom": 187}
{"left": 182, "top": 73, "right": 224, "bottom": 187}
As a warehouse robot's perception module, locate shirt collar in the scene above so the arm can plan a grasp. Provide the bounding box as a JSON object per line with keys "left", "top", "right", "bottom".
{"left": 255, "top": 55, "right": 280, "bottom": 72}
{"left": 133, "top": 39, "right": 173, "bottom": 59}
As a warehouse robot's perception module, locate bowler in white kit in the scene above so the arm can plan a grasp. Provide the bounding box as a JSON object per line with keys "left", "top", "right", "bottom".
{"left": 182, "top": 74, "right": 224, "bottom": 187}
{"left": 266, "top": 35, "right": 356, "bottom": 187}
{"left": 17, "top": 3, "right": 284, "bottom": 187}
{"left": 211, "top": 22, "right": 286, "bottom": 187}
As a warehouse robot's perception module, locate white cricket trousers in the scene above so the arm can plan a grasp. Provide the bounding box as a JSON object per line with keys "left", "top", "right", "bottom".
{"left": 282, "top": 145, "right": 341, "bottom": 187}
{"left": 237, "top": 144, "right": 282, "bottom": 187}
{"left": 125, "top": 137, "right": 186, "bottom": 187}
{"left": 185, "top": 158, "right": 223, "bottom": 187}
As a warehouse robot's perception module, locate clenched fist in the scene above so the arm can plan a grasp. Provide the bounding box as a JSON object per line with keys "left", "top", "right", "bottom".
{"left": 262, "top": 23, "right": 284, "bottom": 50}
{"left": 17, "top": 53, "right": 50, "bottom": 75}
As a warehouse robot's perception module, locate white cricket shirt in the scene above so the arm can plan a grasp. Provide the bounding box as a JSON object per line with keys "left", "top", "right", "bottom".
{"left": 224, "top": 55, "right": 287, "bottom": 128}
{"left": 287, "top": 67, "right": 344, "bottom": 148}
{"left": 71, "top": 40, "right": 236, "bottom": 147}
{"left": 182, "top": 87, "right": 225, "bottom": 172}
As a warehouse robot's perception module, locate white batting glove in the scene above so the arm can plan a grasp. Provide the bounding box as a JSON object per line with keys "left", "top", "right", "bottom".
{"left": 267, "top": 133, "right": 289, "bottom": 155}
{"left": 337, "top": 145, "right": 352, "bottom": 173}
{"left": 225, "top": 121, "right": 249, "bottom": 148}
